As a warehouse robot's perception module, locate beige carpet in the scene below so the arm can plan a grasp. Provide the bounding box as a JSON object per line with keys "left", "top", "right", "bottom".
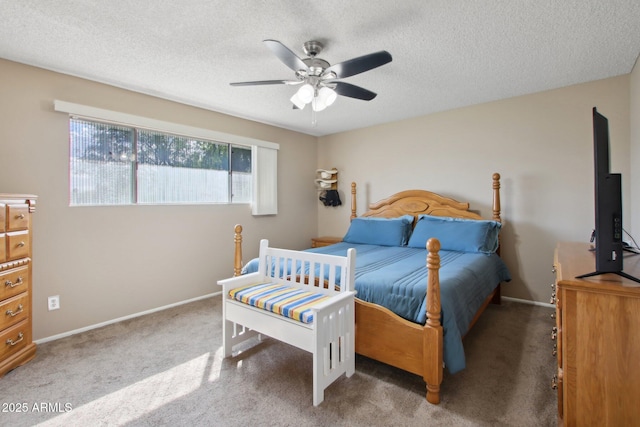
{"left": 1, "top": 297, "right": 557, "bottom": 426}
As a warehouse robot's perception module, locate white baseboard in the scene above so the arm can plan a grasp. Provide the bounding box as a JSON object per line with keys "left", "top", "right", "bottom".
{"left": 502, "top": 296, "right": 555, "bottom": 309}
{"left": 34, "top": 292, "right": 550, "bottom": 344}
{"left": 35, "top": 291, "right": 222, "bottom": 344}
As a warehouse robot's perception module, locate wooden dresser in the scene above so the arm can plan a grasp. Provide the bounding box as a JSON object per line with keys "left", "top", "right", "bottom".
{"left": 553, "top": 241, "right": 640, "bottom": 426}
{"left": 0, "top": 194, "right": 37, "bottom": 377}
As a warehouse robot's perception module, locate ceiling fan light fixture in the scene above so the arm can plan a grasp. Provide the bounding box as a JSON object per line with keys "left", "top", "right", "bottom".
{"left": 318, "top": 86, "right": 337, "bottom": 106}
{"left": 296, "top": 83, "right": 315, "bottom": 104}
{"left": 290, "top": 92, "right": 306, "bottom": 110}
{"left": 312, "top": 87, "right": 337, "bottom": 112}
{"left": 311, "top": 97, "right": 324, "bottom": 112}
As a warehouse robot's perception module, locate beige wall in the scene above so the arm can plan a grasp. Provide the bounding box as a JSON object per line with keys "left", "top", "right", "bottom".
{"left": 317, "top": 76, "right": 632, "bottom": 304}
{"left": 0, "top": 59, "right": 318, "bottom": 340}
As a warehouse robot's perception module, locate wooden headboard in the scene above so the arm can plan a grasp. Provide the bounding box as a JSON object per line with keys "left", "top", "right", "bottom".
{"left": 350, "top": 173, "right": 502, "bottom": 224}
{"left": 233, "top": 173, "right": 502, "bottom": 276}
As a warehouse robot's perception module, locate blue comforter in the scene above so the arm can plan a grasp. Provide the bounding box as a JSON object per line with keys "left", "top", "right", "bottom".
{"left": 242, "top": 242, "right": 511, "bottom": 374}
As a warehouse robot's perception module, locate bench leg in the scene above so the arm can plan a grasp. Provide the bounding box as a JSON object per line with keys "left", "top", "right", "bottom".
{"left": 222, "top": 303, "right": 263, "bottom": 358}
{"left": 223, "top": 319, "right": 234, "bottom": 358}
{"left": 312, "top": 300, "right": 355, "bottom": 406}
{"left": 346, "top": 329, "right": 355, "bottom": 378}
{"left": 313, "top": 351, "right": 325, "bottom": 406}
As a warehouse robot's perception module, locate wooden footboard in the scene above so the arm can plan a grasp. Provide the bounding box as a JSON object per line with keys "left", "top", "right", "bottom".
{"left": 354, "top": 238, "right": 444, "bottom": 403}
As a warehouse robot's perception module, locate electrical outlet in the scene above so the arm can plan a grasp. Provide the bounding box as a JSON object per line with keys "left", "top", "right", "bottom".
{"left": 48, "top": 295, "right": 60, "bottom": 311}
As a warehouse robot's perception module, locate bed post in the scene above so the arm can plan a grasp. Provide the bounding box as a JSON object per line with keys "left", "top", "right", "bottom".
{"left": 350, "top": 182, "right": 357, "bottom": 220}
{"left": 233, "top": 224, "right": 243, "bottom": 277}
{"left": 424, "top": 238, "right": 443, "bottom": 404}
{"left": 492, "top": 173, "right": 501, "bottom": 222}
{"left": 492, "top": 173, "right": 502, "bottom": 302}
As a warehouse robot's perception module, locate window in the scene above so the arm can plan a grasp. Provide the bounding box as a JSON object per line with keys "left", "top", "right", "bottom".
{"left": 57, "top": 101, "right": 278, "bottom": 213}
{"left": 69, "top": 118, "right": 252, "bottom": 205}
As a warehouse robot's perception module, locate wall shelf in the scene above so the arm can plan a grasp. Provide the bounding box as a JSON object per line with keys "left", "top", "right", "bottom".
{"left": 315, "top": 168, "right": 338, "bottom": 191}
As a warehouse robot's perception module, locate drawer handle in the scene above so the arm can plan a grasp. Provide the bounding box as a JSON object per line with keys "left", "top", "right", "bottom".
{"left": 17, "top": 241, "right": 25, "bottom": 248}
{"left": 15, "top": 214, "right": 25, "bottom": 220}
{"left": 5, "top": 277, "right": 24, "bottom": 288}
{"left": 6, "top": 304, "right": 23, "bottom": 317}
{"left": 6, "top": 332, "right": 24, "bottom": 346}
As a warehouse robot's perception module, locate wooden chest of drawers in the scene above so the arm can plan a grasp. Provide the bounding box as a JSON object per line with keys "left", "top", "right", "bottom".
{"left": 553, "top": 241, "right": 640, "bottom": 426}
{"left": 0, "top": 194, "right": 37, "bottom": 377}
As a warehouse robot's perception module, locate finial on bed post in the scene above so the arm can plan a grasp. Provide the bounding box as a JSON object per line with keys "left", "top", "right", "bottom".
{"left": 492, "top": 173, "right": 501, "bottom": 222}
{"left": 350, "top": 182, "right": 357, "bottom": 220}
{"left": 425, "top": 238, "right": 443, "bottom": 405}
{"left": 233, "top": 224, "right": 243, "bottom": 277}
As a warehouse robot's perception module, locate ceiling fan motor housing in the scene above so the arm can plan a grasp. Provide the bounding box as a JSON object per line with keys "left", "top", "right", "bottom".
{"left": 302, "top": 57, "right": 330, "bottom": 76}
{"left": 303, "top": 40, "right": 323, "bottom": 57}
{"left": 301, "top": 41, "right": 330, "bottom": 76}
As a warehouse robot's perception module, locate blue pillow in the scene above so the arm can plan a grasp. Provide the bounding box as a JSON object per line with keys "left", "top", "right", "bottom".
{"left": 343, "top": 215, "right": 414, "bottom": 246}
{"left": 407, "top": 214, "right": 501, "bottom": 253}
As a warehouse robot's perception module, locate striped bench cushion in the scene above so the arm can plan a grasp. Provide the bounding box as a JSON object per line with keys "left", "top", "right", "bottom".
{"left": 229, "top": 282, "right": 331, "bottom": 324}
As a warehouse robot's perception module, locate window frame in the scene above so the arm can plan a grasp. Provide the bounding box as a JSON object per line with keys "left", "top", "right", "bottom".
{"left": 56, "top": 100, "right": 279, "bottom": 211}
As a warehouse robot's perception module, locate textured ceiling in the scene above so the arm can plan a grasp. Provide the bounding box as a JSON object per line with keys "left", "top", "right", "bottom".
{"left": 1, "top": 1, "right": 639, "bottom": 137}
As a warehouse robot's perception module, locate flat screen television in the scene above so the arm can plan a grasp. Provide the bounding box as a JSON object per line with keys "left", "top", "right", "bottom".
{"left": 576, "top": 107, "right": 640, "bottom": 283}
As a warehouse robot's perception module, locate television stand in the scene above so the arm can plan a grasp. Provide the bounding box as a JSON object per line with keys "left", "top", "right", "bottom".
{"left": 576, "top": 270, "right": 640, "bottom": 284}
{"left": 555, "top": 241, "right": 640, "bottom": 425}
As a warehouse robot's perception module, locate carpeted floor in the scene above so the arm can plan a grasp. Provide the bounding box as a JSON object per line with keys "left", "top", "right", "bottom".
{"left": 1, "top": 297, "right": 557, "bottom": 426}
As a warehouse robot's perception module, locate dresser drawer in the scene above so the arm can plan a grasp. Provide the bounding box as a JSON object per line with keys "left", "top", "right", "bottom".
{"left": 6, "top": 204, "right": 29, "bottom": 231}
{"left": 0, "top": 234, "right": 5, "bottom": 262}
{"left": 0, "top": 293, "right": 29, "bottom": 330}
{"left": 0, "top": 266, "right": 29, "bottom": 301}
{"left": 0, "top": 319, "right": 31, "bottom": 360}
{"left": 6, "top": 231, "right": 29, "bottom": 261}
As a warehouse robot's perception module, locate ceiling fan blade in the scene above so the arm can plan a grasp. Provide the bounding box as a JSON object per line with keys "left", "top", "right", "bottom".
{"left": 324, "top": 51, "right": 392, "bottom": 79}
{"left": 263, "top": 39, "right": 309, "bottom": 73}
{"left": 333, "top": 82, "right": 377, "bottom": 101}
{"left": 230, "top": 80, "right": 293, "bottom": 86}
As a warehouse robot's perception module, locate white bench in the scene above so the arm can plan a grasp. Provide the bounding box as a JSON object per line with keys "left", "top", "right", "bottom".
{"left": 218, "top": 239, "right": 356, "bottom": 406}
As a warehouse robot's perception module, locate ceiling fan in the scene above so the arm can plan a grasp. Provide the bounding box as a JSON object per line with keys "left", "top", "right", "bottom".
{"left": 230, "top": 39, "right": 392, "bottom": 112}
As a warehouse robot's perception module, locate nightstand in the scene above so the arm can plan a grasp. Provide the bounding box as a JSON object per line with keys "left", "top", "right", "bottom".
{"left": 311, "top": 236, "right": 342, "bottom": 248}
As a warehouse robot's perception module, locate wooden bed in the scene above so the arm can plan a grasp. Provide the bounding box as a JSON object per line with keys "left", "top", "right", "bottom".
{"left": 231, "top": 173, "right": 504, "bottom": 404}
